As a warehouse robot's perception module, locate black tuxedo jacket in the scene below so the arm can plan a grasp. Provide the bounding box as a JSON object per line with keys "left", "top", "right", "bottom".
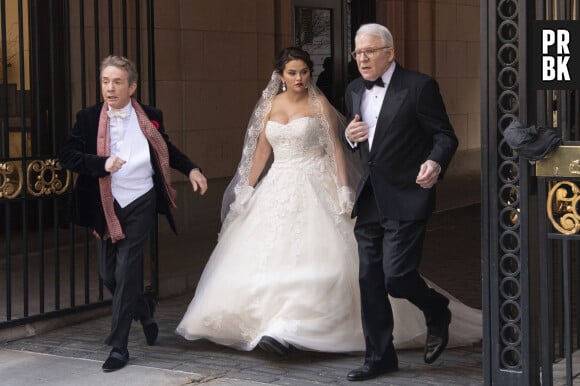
{"left": 345, "top": 63, "right": 458, "bottom": 221}
{"left": 58, "top": 102, "right": 198, "bottom": 236}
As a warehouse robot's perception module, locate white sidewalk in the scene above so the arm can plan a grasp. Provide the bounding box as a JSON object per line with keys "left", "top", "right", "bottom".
{"left": 0, "top": 348, "right": 268, "bottom": 386}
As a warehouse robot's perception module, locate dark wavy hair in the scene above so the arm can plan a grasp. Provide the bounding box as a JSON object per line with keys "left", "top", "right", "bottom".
{"left": 273, "top": 47, "right": 314, "bottom": 75}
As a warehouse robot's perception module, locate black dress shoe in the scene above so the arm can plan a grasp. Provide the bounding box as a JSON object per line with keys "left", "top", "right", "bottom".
{"left": 346, "top": 363, "right": 398, "bottom": 381}
{"left": 258, "top": 336, "right": 289, "bottom": 357}
{"left": 141, "top": 297, "right": 158, "bottom": 345}
{"left": 424, "top": 308, "right": 452, "bottom": 364}
{"left": 102, "top": 348, "right": 129, "bottom": 372}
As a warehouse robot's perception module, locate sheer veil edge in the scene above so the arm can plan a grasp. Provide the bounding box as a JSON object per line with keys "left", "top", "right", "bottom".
{"left": 219, "top": 71, "right": 361, "bottom": 236}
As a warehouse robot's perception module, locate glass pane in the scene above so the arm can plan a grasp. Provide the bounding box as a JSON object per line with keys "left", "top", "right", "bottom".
{"left": 294, "top": 7, "right": 332, "bottom": 100}
{"left": 2, "top": 0, "right": 31, "bottom": 159}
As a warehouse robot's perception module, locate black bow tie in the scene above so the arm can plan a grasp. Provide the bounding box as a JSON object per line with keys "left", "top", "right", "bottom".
{"left": 363, "top": 77, "right": 385, "bottom": 89}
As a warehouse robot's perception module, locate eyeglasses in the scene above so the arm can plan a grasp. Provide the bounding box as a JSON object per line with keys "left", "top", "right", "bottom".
{"left": 351, "top": 46, "right": 390, "bottom": 60}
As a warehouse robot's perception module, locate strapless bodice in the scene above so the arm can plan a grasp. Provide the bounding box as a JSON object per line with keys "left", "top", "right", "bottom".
{"left": 265, "top": 116, "right": 326, "bottom": 167}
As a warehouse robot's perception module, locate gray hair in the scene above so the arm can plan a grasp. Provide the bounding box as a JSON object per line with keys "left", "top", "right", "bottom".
{"left": 355, "top": 23, "right": 394, "bottom": 48}
{"left": 100, "top": 55, "right": 138, "bottom": 85}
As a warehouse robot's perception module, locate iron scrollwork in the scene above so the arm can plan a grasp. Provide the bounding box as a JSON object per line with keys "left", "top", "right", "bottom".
{"left": 27, "top": 159, "right": 71, "bottom": 197}
{"left": 547, "top": 180, "right": 580, "bottom": 235}
{"left": 0, "top": 161, "right": 24, "bottom": 199}
{"left": 0, "top": 158, "right": 70, "bottom": 199}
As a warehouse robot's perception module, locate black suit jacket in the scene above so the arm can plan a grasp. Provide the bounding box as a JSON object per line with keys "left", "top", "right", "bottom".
{"left": 58, "top": 102, "right": 198, "bottom": 236}
{"left": 345, "top": 63, "right": 458, "bottom": 221}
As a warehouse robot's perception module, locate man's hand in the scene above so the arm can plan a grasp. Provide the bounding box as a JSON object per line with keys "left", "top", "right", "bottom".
{"left": 105, "top": 156, "right": 126, "bottom": 173}
{"left": 345, "top": 114, "right": 369, "bottom": 143}
{"left": 416, "top": 160, "right": 441, "bottom": 189}
{"left": 189, "top": 168, "right": 207, "bottom": 195}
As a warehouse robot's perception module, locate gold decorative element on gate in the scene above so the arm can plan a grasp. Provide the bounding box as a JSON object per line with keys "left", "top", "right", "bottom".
{"left": 536, "top": 146, "right": 580, "bottom": 177}
{"left": 27, "top": 159, "right": 70, "bottom": 197}
{"left": 570, "top": 160, "right": 580, "bottom": 175}
{"left": 0, "top": 161, "right": 24, "bottom": 199}
{"left": 547, "top": 180, "right": 580, "bottom": 235}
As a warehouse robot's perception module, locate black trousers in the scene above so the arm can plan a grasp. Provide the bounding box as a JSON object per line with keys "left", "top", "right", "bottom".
{"left": 97, "top": 188, "right": 156, "bottom": 350}
{"left": 354, "top": 183, "right": 449, "bottom": 366}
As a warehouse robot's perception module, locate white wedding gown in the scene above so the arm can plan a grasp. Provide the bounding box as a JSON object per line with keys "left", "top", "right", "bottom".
{"left": 176, "top": 116, "right": 482, "bottom": 352}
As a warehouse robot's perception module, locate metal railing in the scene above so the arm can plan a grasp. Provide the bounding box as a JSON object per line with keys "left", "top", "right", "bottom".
{"left": 483, "top": 0, "right": 580, "bottom": 384}
{"left": 0, "top": 0, "right": 156, "bottom": 329}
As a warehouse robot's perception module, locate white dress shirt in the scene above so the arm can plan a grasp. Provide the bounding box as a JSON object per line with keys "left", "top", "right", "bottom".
{"left": 109, "top": 102, "right": 154, "bottom": 208}
{"left": 361, "top": 62, "right": 395, "bottom": 149}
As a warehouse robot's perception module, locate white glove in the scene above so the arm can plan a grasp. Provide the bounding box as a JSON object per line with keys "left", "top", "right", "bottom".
{"left": 230, "top": 185, "right": 255, "bottom": 215}
{"left": 338, "top": 186, "right": 354, "bottom": 214}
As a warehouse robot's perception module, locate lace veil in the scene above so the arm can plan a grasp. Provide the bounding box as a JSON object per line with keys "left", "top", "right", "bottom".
{"left": 220, "top": 71, "right": 361, "bottom": 232}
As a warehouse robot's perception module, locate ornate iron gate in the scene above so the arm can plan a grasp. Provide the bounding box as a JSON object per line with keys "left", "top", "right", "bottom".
{"left": 0, "top": 0, "right": 156, "bottom": 329}
{"left": 484, "top": 0, "right": 580, "bottom": 384}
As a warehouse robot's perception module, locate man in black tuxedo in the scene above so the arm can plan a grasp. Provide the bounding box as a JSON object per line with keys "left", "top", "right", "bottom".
{"left": 59, "top": 55, "right": 207, "bottom": 372}
{"left": 344, "top": 23, "right": 458, "bottom": 381}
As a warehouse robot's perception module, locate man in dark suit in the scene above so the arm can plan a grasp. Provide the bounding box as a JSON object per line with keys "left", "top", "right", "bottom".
{"left": 59, "top": 55, "right": 207, "bottom": 372}
{"left": 343, "top": 24, "right": 458, "bottom": 381}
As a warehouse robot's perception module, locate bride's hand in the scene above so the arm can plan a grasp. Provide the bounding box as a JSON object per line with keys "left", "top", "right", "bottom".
{"left": 230, "top": 185, "right": 255, "bottom": 215}
{"left": 338, "top": 186, "right": 354, "bottom": 214}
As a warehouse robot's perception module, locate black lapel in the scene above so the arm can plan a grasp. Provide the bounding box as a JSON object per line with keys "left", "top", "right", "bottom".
{"left": 350, "top": 84, "right": 370, "bottom": 154}
{"left": 371, "top": 65, "right": 407, "bottom": 153}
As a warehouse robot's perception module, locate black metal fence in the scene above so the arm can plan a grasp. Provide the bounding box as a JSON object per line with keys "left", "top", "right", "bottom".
{"left": 0, "top": 0, "right": 156, "bottom": 329}
{"left": 483, "top": 0, "right": 580, "bottom": 384}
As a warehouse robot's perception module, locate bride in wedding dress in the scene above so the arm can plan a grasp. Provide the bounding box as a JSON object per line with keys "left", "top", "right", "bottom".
{"left": 176, "top": 47, "right": 481, "bottom": 355}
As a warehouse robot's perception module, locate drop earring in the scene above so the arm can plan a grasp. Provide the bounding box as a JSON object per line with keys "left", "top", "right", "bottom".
{"left": 282, "top": 82, "right": 287, "bottom": 92}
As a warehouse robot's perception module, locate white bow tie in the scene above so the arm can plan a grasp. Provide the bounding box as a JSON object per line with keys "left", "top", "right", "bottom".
{"left": 107, "top": 109, "right": 128, "bottom": 119}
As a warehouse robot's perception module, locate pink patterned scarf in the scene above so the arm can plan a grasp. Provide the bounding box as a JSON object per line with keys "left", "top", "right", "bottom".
{"left": 96, "top": 98, "right": 176, "bottom": 243}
